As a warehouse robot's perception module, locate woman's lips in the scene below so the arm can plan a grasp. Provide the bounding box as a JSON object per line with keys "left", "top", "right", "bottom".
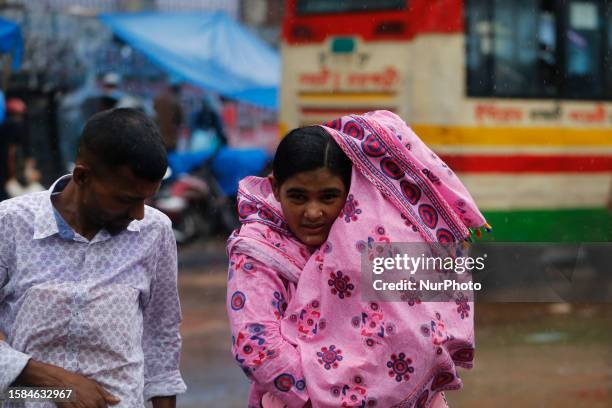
{"left": 302, "top": 224, "right": 325, "bottom": 233}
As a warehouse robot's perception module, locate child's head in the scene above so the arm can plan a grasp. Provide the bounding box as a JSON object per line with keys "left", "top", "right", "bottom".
{"left": 270, "top": 126, "right": 352, "bottom": 247}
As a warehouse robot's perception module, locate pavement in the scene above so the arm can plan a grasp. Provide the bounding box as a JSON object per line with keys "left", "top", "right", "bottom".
{"left": 176, "top": 240, "right": 249, "bottom": 408}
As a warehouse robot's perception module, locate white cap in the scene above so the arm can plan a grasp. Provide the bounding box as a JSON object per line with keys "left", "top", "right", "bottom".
{"left": 102, "top": 72, "right": 121, "bottom": 87}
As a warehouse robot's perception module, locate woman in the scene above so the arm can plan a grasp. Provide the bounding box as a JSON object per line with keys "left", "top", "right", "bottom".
{"left": 227, "top": 111, "right": 487, "bottom": 407}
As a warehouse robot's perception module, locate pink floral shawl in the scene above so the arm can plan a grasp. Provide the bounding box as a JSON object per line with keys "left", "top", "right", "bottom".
{"left": 228, "top": 111, "right": 486, "bottom": 407}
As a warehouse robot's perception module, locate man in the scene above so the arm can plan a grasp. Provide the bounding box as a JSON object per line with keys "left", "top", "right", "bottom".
{"left": 153, "top": 82, "right": 183, "bottom": 151}
{"left": 190, "top": 95, "right": 228, "bottom": 149}
{"left": 0, "top": 97, "right": 21, "bottom": 202}
{"left": 3, "top": 98, "right": 44, "bottom": 198}
{"left": 0, "top": 108, "right": 186, "bottom": 407}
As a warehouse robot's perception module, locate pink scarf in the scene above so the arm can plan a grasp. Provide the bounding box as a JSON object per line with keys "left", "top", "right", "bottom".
{"left": 228, "top": 111, "right": 486, "bottom": 407}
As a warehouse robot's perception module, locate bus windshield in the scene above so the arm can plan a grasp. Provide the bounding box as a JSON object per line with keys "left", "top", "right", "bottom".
{"left": 296, "top": 0, "right": 406, "bottom": 15}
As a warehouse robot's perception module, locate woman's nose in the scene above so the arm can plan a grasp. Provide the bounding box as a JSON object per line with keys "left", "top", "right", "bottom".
{"left": 304, "top": 204, "right": 323, "bottom": 221}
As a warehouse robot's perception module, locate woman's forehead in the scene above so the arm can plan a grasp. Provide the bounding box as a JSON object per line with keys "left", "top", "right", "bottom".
{"left": 283, "top": 168, "right": 346, "bottom": 189}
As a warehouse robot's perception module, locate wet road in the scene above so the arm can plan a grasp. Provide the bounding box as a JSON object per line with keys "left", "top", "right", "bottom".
{"left": 176, "top": 241, "right": 612, "bottom": 408}
{"left": 177, "top": 241, "right": 249, "bottom": 408}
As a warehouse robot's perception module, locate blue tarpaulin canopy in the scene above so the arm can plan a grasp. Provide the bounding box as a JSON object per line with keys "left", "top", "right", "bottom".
{"left": 100, "top": 12, "right": 280, "bottom": 109}
{"left": 0, "top": 17, "right": 22, "bottom": 70}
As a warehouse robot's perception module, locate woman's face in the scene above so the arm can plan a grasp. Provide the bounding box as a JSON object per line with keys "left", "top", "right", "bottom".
{"left": 272, "top": 167, "right": 348, "bottom": 247}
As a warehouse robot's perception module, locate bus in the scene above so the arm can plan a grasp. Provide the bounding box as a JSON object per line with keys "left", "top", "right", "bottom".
{"left": 280, "top": 0, "right": 612, "bottom": 241}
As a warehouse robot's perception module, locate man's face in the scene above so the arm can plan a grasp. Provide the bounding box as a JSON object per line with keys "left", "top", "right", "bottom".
{"left": 272, "top": 167, "right": 348, "bottom": 247}
{"left": 78, "top": 165, "right": 161, "bottom": 235}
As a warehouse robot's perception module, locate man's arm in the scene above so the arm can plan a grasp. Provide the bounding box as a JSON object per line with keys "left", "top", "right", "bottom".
{"left": 16, "top": 360, "right": 120, "bottom": 407}
{"left": 141, "top": 219, "right": 186, "bottom": 402}
{"left": 0, "top": 341, "right": 31, "bottom": 391}
{"left": 0, "top": 207, "right": 31, "bottom": 390}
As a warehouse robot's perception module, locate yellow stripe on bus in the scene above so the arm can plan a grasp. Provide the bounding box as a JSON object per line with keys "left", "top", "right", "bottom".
{"left": 412, "top": 125, "right": 612, "bottom": 146}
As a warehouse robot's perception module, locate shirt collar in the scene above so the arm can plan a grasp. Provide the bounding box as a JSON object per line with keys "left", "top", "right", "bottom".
{"left": 33, "top": 174, "right": 141, "bottom": 240}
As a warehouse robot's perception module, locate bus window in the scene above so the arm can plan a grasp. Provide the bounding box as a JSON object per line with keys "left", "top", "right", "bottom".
{"left": 466, "top": 0, "right": 611, "bottom": 100}
{"left": 296, "top": 0, "right": 406, "bottom": 15}
{"left": 492, "top": 0, "right": 541, "bottom": 97}
{"left": 537, "top": 2, "right": 557, "bottom": 97}
{"left": 467, "top": 0, "right": 556, "bottom": 98}
{"left": 607, "top": 2, "right": 612, "bottom": 97}
{"left": 466, "top": 0, "right": 492, "bottom": 96}
{"left": 564, "top": 0, "right": 604, "bottom": 98}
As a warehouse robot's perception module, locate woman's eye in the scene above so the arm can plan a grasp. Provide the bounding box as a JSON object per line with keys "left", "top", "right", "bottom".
{"left": 322, "top": 195, "right": 338, "bottom": 203}
{"left": 288, "top": 194, "right": 306, "bottom": 202}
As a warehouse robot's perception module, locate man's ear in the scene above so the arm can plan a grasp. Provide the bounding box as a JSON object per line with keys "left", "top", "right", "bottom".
{"left": 72, "top": 164, "right": 92, "bottom": 187}
{"left": 269, "top": 174, "right": 281, "bottom": 202}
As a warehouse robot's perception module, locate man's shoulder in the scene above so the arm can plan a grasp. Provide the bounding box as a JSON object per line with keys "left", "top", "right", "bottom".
{"left": 0, "top": 191, "right": 48, "bottom": 220}
{"left": 141, "top": 205, "right": 172, "bottom": 230}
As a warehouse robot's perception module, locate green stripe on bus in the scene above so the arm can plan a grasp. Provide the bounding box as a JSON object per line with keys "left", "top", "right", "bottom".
{"left": 479, "top": 209, "right": 612, "bottom": 242}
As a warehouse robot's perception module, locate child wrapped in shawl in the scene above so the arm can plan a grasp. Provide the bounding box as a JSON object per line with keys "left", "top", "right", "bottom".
{"left": 227, "top": 111, "right": 487, "bottom": 408}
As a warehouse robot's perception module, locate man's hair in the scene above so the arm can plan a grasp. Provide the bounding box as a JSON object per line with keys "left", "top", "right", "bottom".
{"left": 77, "top": 108, "right": 167, "bottom": 181}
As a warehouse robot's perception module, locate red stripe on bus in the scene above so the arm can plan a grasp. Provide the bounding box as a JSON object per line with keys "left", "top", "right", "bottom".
{"left": 439, "top": 154, "right": 612, "bottom": 173}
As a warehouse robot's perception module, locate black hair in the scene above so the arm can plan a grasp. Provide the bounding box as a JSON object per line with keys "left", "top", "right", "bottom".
{"left": 273, "top": 126, "right": 352, "bottom": 188}
{"left": 77, "top": 108, "right": 167, "bottom": 181}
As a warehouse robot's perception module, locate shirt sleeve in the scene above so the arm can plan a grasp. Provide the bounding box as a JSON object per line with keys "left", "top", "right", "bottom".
{"left": 227, "top": 252, "right": 308, "bottom": 408}
{"left": 0, "top": 204, "right": 31, "bottom": 391}
{"left": 141, "top": 220, "right": 187, "bottom": 401}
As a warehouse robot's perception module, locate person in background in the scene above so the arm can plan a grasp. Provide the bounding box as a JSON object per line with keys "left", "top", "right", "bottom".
{"left": 81, "top": 72, "right": 124, "bottom": 120}
{"left": 2, "top": 97, "right": 44, "bottom": 198}
{"left": 190, "top": 94, "right": 228, "bottom": 151}
{"left": 0, "top": 92, "right": 13, "bottom": 202}
{"left": 154, "top": 81, "right": 184, "bottom": 151}
{"left": 0, "top": 108, "right": 186, "bottom": 407}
